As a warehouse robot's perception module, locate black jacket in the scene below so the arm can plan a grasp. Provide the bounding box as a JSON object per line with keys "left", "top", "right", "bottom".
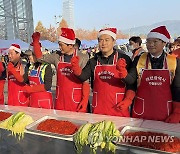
{"left": 77, "top": 50, "right": 135, "bottom": 90}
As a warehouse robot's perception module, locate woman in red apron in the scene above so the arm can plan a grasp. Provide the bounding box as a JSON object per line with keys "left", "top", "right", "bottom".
{"left": 7, "top": 44, "right": 29, "bottom": 106}
{"left": 23, "top": 50, "right": 53, "bottom": 109}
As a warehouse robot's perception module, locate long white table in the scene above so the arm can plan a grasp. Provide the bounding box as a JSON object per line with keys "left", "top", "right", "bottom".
{"left": 0, "top": 105, "right": 179, "bottom": 154}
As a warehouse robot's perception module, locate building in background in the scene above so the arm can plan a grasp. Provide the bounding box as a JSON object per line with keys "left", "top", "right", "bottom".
{"left": 62, "top": 0, "right": 74, "bottom": 28}
{"left": 0, "top": 0, "right": 34, "bottom": 42}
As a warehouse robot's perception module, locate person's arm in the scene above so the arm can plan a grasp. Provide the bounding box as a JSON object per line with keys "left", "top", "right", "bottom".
{"left": 116, "top": 54, "right": 138, "bottom": 85}
{"left": 44, "top": 64, "right": 53, "bottom": 91}
{"left": 38, "top": 52, "right": 59, "bottom": 68}
{"left": 8, "top": 62, "right": 29, "bottom": 84}
{"left": 122, "top": 56, "right": 139, "bottom": 85}
{"left": 79, "top": 58, "right": 95, "bottom": 82}
{"left": 171, "top": 58, "right": 180, "bottom": 102}
{"left": 116, "top": 89, "right": 135, "bottom": 112}
{"left": 77, "top": 82, "right": 90, "bottom": 112}
{"left": 126, "top": 80, "right": 137, "bottom": 92}
{"left": 78, "top": 51, "right": 90, "bottom": 84}
{"left": 71, "top": 57, "right": 94, "bottom": 82}
{"left": 23, "top": 64, "right": 30, "bottom": 83}
{"left": 32, "top": 32, "right": 59, "bottom": 67}
{"left": 0, "top": 62, "right": 4, "bottom": 76}
{"left": 23, "top": 64, "right": 53, "bottom": 93}
{"left": 0, "top": 62, "right": 6, "bottom": 80}
{"left": 7, "top": 62, "right": 24, "bottom": 82}
{"left": 78, "top": 52, "right": 89, "bottom": 69}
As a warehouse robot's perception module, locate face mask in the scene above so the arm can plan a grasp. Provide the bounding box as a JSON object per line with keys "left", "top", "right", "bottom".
{"left": 128, "top": 45, "right": 135, "bottom": 51}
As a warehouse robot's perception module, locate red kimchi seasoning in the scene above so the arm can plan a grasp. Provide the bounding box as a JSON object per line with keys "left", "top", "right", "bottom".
{"left": 123, "top": 131, "right": 180, "bottom": 153}
{"left": 37, "top": 119, "right": 78, "bottom": 135}
{"left": 0, "top": 111, "right": 12, "bottom": 121}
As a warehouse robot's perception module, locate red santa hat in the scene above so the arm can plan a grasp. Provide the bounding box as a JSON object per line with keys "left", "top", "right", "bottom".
{"left": 147, "top": 26, "right": 170, "bottom": 43}
{"left": 59, "top": 28, "right": 75, "bottom": 44}
{"left": 98, "top": 28, "right": 117, "bottom": 39}
{"left": 9, "top": 44, "right": 21, "bottom": 53}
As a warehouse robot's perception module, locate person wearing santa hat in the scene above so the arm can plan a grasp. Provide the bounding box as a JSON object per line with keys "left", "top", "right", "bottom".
{"left": 32, "top": 28, "right": 89, "bottom": 112}
{"left": 130, "top": 26, "right": 180, "bottom": 123}
{"left": 71, "top": 27, "right": 135, "bottom": 117}
{"left": 7, "top": 44, "right": 29, "bottom": 106}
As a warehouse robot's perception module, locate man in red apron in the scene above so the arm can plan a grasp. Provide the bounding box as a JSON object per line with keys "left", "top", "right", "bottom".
{"left": 32, "top": 29, "right": 90, "bottom": 112}
{"left": 131, "top": 26, "right": 180, "bottom": 123}
{"left": 7, "top": 44, "right": 29, "bottom": 106}
{"left": 71, "top": 28, "right": 135, "bottom": 117}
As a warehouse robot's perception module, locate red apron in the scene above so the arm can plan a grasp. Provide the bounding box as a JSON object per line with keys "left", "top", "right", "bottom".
{"left": 28, "top": 65, "right": 53, "bottom": 109}
{"left": 55, "top": 53, "right": 83, "bottom": 111}
{"left": 0, "top": 80, "right": 5, "bottom": 104}
{"left": 92, "top": 53, "right": 127, "bottom": 116}
{"left": 132, "top": 56, "right": 172, "bottom": 121}
{"left": 8, "top": 64, "right": 29, "bottom": 106}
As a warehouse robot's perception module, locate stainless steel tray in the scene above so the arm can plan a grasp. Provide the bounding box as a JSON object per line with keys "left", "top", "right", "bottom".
{"left": 0, "top": 109, "right": 16, "bottom": 113}
{"left": 115, "top": 126, "right": 180, "bottom": 154}
{"left": 26, "top": 116, "right": 88, "bottom": 138}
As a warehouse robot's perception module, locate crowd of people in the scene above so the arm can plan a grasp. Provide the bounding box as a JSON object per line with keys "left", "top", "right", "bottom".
{"left": 0, "top": 25, "right": 180, "bottom": 123}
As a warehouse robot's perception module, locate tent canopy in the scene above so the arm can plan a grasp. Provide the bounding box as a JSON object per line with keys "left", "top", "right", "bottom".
{"left": 0, "top": 39, "right": 30, "bottom": 55}
{"left": 0, "top": 39, "right": 29, "bottom": 51}
{"left": 81, "top": 40, "right": 98, "bottom": 48}
{"left": 116, "top": 39, "right": 129, "bottom": 45}
{"left": 0, "top": 39, "right": 59, "bottom": 55}
{"left": 40, "top": 40, "right": 59, "bottom": 51}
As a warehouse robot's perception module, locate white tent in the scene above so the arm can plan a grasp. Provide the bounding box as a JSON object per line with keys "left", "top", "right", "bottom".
{"left": 0, "top": 39, "right": 60, "bottom": 55}
{"left": 40, "top": 40, "right": 59, "bottom": 51}
{"left": 0, "top": 39, "right": 29, "bottom": 51}
{"left": 0, "top": 39, "right": 30, "bottom": 55}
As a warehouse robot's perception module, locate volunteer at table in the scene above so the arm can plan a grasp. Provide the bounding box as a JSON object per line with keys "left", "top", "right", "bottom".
{"left": 22, "top": 47, "right": 53, "bottom": 109}
{"left": 71, "top": 28, "right": 135, "bottom": 116}
{"left": 32, "top": 29, "right": 90, "bottom": 112}
{"left": 7, "top": 44, "right": 29, "bottom": 106}
{"left": 130, "top": 26, "right": 180, "bottom": 123}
